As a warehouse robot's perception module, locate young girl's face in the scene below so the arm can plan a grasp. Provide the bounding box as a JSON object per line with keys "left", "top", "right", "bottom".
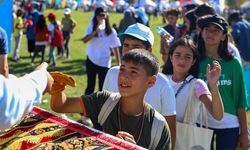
{"left": 201, "top": 24, "right": 226, "bottom": 46}
{"left": 170, "top": 45, "right": 195, "bottom": 75}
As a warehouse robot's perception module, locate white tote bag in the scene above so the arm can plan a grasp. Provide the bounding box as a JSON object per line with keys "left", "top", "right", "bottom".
{"left": 176, "top": 80, "right": 214, "bottom": 150}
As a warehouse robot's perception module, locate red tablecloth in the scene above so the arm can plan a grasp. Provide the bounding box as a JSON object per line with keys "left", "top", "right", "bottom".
{"left": 0, "top": 106, "right": 145, "bottom": 150}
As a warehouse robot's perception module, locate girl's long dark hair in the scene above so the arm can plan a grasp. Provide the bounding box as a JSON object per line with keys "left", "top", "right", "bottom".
{"left": 197, "top": 29, "right": 233, "bottom": 61}
{"left": 36, "top": 14, "right": 47, "bottom": 31}
{"left": 92, "top": 14, "right": 112, "bottom": 36}
{"left": 162, "top": 36, "right": 200, "bottom": 78}
{"left": 185, "top": 10, "right": 196, "bottom": 35}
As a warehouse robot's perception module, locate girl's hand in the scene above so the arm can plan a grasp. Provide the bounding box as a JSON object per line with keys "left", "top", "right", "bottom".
{"left": 237, "top": 133, "right": 249, "bottom": 150}
{"left": 116, "top": 131, "right": 136, "bottom": 144}
{"left": 206, "top": 60, "right": 221, "bottom": 86}
{"left": 161, "top": 34, "right": 171, "bottom": 46}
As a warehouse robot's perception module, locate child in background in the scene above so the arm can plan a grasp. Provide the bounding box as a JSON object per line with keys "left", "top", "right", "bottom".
{"left": 47, "top": 12, "right": 64, "bottom": 67}
{"left": 12, "top": 9, "right": 24, "bottom": 62}
{"left": 183, "top": 9, "right": 197, "bottom": 42}
{"left": 61, "top": 8, "right": 76, "bottom": 59}
{"left": 30, "top": 14, "right": 49, "bottom": 66}
{"left": 197, "top": 14, "right": 248, "bottom": 150}
{"left": 50, "top": 49, "right": 171, "bottom": 149}
{"left": 162, "top": 36, "right": 224, "bottom": 123}
{"left": 160, "top": 9, "right": 182, "bottom": 62}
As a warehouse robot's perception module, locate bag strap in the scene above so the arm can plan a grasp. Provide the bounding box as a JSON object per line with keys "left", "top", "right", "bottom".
{"left": 98, "top": 92, "right": 121, "bottom": 125}
{"left": 175, "top": 76, "right": 194, "bottom": 98}
{"left": 183, "top": 79, "right": 199, "bottom": 124}
{"left": 183, "top": 79, "right": 209, "bottom": 128}
{"left": 199, "top": 102, "right": 209, "bottom": 128}
{"left": 148, "top": 110, "right": 165, "bottom": 150}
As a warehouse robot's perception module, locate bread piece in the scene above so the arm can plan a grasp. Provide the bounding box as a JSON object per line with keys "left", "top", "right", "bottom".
{"left": 50, "top": 72, "right": 76, "bottom": 87}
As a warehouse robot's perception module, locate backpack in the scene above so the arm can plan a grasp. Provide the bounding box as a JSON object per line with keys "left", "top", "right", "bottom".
{"left": 52, "top": 26, "right": 64, "bottom": 47}
{"left": 98, "top": 93, "right": 165, "bottom": 150}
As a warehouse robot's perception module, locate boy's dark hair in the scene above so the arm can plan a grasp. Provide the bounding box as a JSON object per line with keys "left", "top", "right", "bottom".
{"left": 162, "top": 36, "right": 200, "bottom": 78}
{"left": 122, "top": 35, "right": 151, "bottom": 49}
{"left": 122, "top": 49, "right": 159, "bottom": 76}
{"left": 194, "top": 3, "right": 216, "bottom": 18}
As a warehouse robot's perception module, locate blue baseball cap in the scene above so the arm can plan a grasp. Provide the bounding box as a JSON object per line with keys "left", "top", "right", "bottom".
{"left": 118, "top": 23, "right": 154, "bottom": 47}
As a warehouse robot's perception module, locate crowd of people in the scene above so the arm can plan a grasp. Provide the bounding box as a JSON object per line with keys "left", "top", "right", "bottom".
{"left": 1, "top": 0, "right": 250, "bottom": 150}
{"left": 12, "top": 0, "right": 76, "bottom": 67}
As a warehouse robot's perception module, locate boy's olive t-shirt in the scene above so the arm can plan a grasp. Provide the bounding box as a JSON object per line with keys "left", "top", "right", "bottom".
{"left": 81, "top": 91, "right": 170, "bottom": 149}
{"left": 199, "top": 56, "right": 248, "bottom": 116}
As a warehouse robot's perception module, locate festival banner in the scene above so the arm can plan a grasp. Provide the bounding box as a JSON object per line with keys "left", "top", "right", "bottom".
{"left": 0, "top": 0, "right": 13, "bottom": 53}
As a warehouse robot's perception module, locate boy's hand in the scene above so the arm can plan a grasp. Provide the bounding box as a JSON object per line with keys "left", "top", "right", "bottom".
{"left": 116, "top": 131, "right": 136, "bottom": 144}
{"left": 49, "top": 81, "right": 66, "bottom": 95}
{"left": 49, "top": 72, "right": 76, "bottom": 95}
{"left": 206, "top": 60, "right": 221, "bottom": 86}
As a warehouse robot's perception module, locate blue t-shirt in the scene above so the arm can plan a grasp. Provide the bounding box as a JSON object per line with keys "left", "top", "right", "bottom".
{"left": 231, "top": 20, "right": 250, "bottom": 61}
{"left": 0, "top": 27, "right": 8, "bottom": 54}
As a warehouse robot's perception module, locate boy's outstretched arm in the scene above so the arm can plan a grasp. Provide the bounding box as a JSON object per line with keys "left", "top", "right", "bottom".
{"left": 50, "top": 92, "right": 83, "bottom": 114}
{"left": 0, "top": 62, "right": 53, "bottom": 130}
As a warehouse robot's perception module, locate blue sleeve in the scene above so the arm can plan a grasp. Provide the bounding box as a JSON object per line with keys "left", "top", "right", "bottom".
{"left": 0, "top": 28, "right": 8, "bottom": 54}
{"left": 231, "top": 24, "right": 240, "bottom": 44}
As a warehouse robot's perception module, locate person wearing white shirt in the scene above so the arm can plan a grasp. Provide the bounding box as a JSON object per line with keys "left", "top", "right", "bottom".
{"left": 82, "top": 7, "right": 121, "bottom": 95}
{"left": 0, "top": 63, "right": 54, "bottom": 130}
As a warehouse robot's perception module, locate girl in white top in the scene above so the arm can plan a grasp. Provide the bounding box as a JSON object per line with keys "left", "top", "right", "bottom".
{"left": 162, "top": 36, "right": 224, "bottom": 123}
{"left": 82, "top": 7, "right": 121, "bottom": 94}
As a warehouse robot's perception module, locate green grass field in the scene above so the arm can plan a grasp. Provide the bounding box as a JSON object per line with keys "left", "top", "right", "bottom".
{"left": 8, "top": 9, "right": 250, "bottom": 126}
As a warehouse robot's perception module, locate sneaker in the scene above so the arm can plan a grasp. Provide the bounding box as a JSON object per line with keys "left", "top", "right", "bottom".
{"left": 51, "top": 64, "right": 56, "bottom": 68}
{"left": 11, "top": 58, "right": 21, "bottom": 62}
